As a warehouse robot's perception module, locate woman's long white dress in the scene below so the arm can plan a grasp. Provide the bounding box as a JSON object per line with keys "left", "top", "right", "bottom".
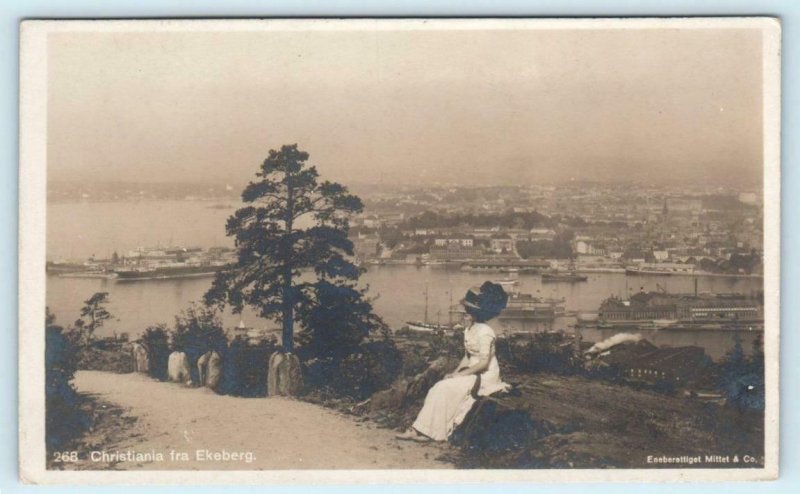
{"left": 412, "top": 323, "right": 510, "bottom": 441}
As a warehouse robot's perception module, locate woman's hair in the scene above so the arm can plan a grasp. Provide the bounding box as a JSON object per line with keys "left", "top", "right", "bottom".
{"left": 462, "top": 281, "right": 509, "bottom": 323}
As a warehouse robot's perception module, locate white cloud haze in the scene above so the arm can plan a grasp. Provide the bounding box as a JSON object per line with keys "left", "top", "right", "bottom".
{"left": 47, "top": 26, "right": 763, "bottom": 187}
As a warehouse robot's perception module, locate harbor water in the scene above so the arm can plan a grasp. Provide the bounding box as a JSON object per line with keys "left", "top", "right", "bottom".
{"left": 46, "top": 200, "right": 764, "bottom": 360}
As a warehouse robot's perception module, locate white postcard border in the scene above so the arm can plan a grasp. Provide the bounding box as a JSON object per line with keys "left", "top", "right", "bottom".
{"left": 18, "top": 17, "right": 781, "bottom": 484}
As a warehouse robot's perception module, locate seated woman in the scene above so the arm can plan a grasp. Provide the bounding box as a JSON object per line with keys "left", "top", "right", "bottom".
{"left": 397, "top": 281, "right": 509, "bottom": 442}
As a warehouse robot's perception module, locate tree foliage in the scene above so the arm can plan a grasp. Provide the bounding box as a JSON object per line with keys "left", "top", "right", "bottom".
{"left": 717, "top": 335, "right": 765, "bottom": 410}
{"left": 45, "top": 308, "right": 87, "bottom": 451}
{"left": 75, "top": 292, "right": 112, "bottom": 338}
{"left": 220, "top": 337, "right": 278, "bottom": 397}
{"left": 205, "top": 144, "right": 382, "bottom": 355}
{"left": 170, "top": 304, "right": 228, "bottom": 385}
{"left": 295, "top": 280, "right": 389, "bottom": 361}
{"left": 516, "top": 231, "right": 575, "bottom": 259}
{"left": 172, "top": 305, "right": 227, "bottom": 356}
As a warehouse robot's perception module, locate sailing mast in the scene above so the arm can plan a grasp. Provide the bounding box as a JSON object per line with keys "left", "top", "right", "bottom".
{"left": 448, "top": 287, "right": 453, "bottom": 327}
{"left": 423, "top": 282, "right": 429, "bottom": 325}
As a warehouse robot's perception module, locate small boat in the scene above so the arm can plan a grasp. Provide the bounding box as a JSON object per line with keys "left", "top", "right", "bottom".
{"left": 59, "top": 271, "right": 117, "bottom": 280}
{"left": 404, "top": 321, "right": 452, "bottom": 332}
{"left": 450, "top": 292, "right": 566, "bottom": 322}
{"left": 114, "top": 262, "right": 227, "bottom": 281}
{"left": 625, "top": 263, "right": 695, "bottom": 276}
{"left": 493, "top": 278, "right": 519, "bottom": 287}
{"left": 625, "top": 266, "right": 673, "bottom": 276}
{"left": 404, "top": 283, "right": 450, "bottom": 333}
{"left": 653, "top": 319, "right": 679, "bottom": 328}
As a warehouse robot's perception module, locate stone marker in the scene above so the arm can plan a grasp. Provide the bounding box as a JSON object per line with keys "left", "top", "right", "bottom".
{"left": 267, "top": 351, "right": 303, "bottom": 397}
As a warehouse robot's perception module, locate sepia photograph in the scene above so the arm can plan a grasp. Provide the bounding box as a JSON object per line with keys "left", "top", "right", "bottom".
{"left": 18, "top": 18, "right": 780, "bottom": 483}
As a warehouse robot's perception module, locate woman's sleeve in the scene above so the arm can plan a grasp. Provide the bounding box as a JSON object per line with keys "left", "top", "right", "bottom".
{"left": 477, "top": 327, "right": 495, "bottom": 361}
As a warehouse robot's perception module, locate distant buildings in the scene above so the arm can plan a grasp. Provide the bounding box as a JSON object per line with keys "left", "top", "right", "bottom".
{"left": 489, "top": 234, "right": 514, "bottom": 253}
{"left": 333, "top": 183, "right": 761, "bottom": 274}
{"left": 433, "top": 236, "right": 474, "bottom": 248}
{"left": 429, "top": 243, "right": 484, "bottom": 260}
{"left": 598, "top": 291, "right": 763, "bottom": 323}
{"left": 575, "top": 239, "right": 606, "bottom": 256}
{"left": 350, "top": 233, "right": 380, "bottom": 260}
{"left": 666, "top": 197, "right": 703, "bottom": 214}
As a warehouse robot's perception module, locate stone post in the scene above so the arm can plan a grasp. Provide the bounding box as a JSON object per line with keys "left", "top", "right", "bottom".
{"left": 267, "top": 350, "right": 303, "bottom": 396}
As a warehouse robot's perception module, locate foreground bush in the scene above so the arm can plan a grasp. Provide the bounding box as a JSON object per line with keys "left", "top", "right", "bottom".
{"left": 499, "top": 332, "right": 583, "bottom": 375}
{"left": 303, "top": 338, "right": 403, "bottom": 401}
{"left": 171, "top": 304, "right": 228, "bottom": 384}
{"left": 45, "top": 322, "right": 88, "bottom": 453}
{"left": 141, "top": 325, "right": 171, "bottom": 381}
{"left": 220, "top": 337, "right": 278, "bottom": 397}
{"left": 75, "top": 341, "right": 134, "bottom": 373}
{"left": 717, "top": 336, "right": 765, "bottom": 410}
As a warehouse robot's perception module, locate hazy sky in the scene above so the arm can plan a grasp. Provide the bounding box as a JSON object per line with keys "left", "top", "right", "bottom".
{"left": 47, "top": 26, "right": 764, "bottom": 187}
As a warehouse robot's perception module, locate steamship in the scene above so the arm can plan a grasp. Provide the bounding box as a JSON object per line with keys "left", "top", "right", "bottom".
{"left": 113, "top": 246, "right": 233, "bottom": 281}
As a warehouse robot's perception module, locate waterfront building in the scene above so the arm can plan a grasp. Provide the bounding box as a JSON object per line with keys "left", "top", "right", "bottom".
{"left": 433, "top": 235, "right": 474, "bottom": 248}
{"left": 575, "top": 240, "right": 607, "bottom": 256}
{"left": 490, "top": 234, "right": 514, "bottom": 253}
{"left": 593, "top": 339, "right": 710, "bottom": 386}
{"left": 428, "top": 243, "right": 483, "bottom": 261}
{"left": 597, "top": 291, "right": 763, "bottom": 324}
{"left": 599, "top": 293, "right": 679, "bottom": 322}
{"left": 653, "top": 250, "right": 669, "bottom": 261}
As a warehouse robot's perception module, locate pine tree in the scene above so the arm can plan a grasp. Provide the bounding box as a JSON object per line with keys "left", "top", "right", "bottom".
{"left": 205, "top": 144, "right": 383, "bottom": 395}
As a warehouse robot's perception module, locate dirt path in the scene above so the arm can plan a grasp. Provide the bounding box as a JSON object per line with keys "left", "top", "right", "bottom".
{"left": 70, "top": 371, "right": 451, "bottom": 470}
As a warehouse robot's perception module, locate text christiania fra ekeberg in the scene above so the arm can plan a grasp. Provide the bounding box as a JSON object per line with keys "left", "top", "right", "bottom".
{"left": 87, "top": 449, "right": 256, "bottom": 463}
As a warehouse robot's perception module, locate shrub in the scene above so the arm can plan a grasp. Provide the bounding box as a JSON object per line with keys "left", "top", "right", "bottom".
{"left": 427, "top": 329, "right": 464, "bottom": 359}
{"left": 717, "top": 336, "right": 765, "bottom": 410}
{"left": 335, "top": 339, "right": 404, "bottom": 401}
{"left": 304, "top": 338, "right": 404, "bottom": 401}
{"left": 45, "top": 318, "right": 88, "bottom": 453}
{"left": 171, "top": 304, "right": 228, "bottom": 384}
{"left": 295, "top": 282, "right": 398, "bottom": 400}
{"left": 75, "top": 340, "right": 134, "bottom": 373}
{"left": 295, "top": 281, "right": 388, "bottom": 362}
{"left": 141, "top": 325, "right": 171, "bottom": 381}
{"left": 500, "top": 332, "right": 582, "bottom": 375}
{"left": 220, "top": 337, "right": 277, "bottom": 397}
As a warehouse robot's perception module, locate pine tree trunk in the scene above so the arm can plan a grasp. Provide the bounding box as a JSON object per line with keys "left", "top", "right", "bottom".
{"left": 282, "top": 183, "right": 295, "bottom": 354}
{"left": 282, "top": 269, "right": 294, "bottom": 353}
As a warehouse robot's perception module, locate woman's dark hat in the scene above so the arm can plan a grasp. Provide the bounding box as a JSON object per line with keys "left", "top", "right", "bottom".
{"left": 461, "top": 281, "right": 509, "bottom": 320}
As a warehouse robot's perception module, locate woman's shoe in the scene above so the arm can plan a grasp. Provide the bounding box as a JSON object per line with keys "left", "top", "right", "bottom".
{"left": 410, "top": 434, "right": 431, "bottom": 443}
{"left": 396, "top": 428, "right": 431, "bottom": 442}
{"left": 395, "top": 428, "right": 419, "bottom": 441}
